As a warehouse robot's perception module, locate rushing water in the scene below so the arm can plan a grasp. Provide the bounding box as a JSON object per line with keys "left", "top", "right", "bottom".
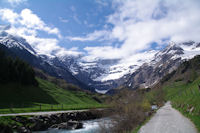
{"left": 34, "top": 118, "right": 111, "bottom": 133}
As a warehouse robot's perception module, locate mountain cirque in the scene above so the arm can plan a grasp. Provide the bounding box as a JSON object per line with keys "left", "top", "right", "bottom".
{"left": 0, "top": 29, "right": 200, "bottom": 93}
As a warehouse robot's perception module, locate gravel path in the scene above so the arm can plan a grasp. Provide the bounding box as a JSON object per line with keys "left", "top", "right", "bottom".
{"left": 139, "top": 101, "right": 198, "bottom": 133}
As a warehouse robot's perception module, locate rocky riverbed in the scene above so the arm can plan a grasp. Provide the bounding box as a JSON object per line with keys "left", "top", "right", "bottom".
{"left": 0, "top": 110, "right": 108, "bottom": 133}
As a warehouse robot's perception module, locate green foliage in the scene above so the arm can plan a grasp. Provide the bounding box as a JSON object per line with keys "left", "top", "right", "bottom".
{"left": 145, "top": 88, "right": 165, "bottom": 105}
{"left": 0, "top": 116, "right": 23, "bottom": 127}
{"left": 0, "top": 49, "right": 38, "bottom": 86}
{"left": 37, "top": 78, "right": 100, "bottom": 105}
{"left": 141, "top": 98, "right": 151, "bottom": 111}
{"left": 34, "top": 68, "right": 82, "bottom": 91}
{"left": 107, "top": 89, "right": 153, "bottom": 132}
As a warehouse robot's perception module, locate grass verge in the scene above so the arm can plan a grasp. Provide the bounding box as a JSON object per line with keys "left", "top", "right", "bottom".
{"left": 0, "top": 78, "right": 106, "bottom": 114}
{"left": 132, "top": 115, "right": 152, "bottom": 133}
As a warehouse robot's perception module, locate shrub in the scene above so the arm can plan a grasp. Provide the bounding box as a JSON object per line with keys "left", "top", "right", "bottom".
{"left": 105, "top": 89, "right": 150, "bottom": 133}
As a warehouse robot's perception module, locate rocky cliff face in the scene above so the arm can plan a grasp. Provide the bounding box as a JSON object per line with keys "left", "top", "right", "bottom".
{"left": 123, "top": 41, "right": 200, "bottom": 90}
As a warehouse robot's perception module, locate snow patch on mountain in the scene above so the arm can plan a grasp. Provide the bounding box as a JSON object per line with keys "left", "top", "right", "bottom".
{"left": 95, "top": 89, "right": 109, "bottom": 94}
{"left": 180, "top": 42, "right": 200, "bottom": 60}
{"left": 77, "top": 50, "right": 157, "bottom": 82}
{"left": 0, "top": 31, "right": 38, "bottom": 56}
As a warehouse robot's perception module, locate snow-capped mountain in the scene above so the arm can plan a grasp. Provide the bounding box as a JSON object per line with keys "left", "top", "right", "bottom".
{"left": 0, "top": 31, "right": 37, "bottom": 55}
{"left": 0, "top": 30, "right": 93, "bottom": 91}
{"left": 58, "top": 51, "right": 157, "bottom": 93}
{"left": 123, "top": 41, "right": 200, "bottom": 90}
{"left": 1, "top": 27, "right": 200, "bottom": 93}
{"left": 60, "top": 41, "right": 200, "bottom": 93}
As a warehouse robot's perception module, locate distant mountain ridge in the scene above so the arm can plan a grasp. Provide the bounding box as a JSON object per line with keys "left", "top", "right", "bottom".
{"left": 64, "top": 41, "right": 200, "bottom": 93}
{"left": 0, "top": 31, "right": 93, "bottom": 91}
{"left": 1, "top": 29, "right": 200, "bottom": 93}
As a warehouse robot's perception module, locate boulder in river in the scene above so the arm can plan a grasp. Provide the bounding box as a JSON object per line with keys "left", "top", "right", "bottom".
{"left": 50, "top": 121, "right": 83, "bottom": 130}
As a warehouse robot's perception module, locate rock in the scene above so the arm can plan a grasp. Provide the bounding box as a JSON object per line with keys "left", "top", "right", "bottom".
{"left": 30, "top": 120, "right": 50, "bottom": 131}
{"left": 27, "top": 117, "right": 36, "bottom": 123}
{"left": 14, "top": 116, "right": 28, "bottom": 124}
{"left": 68, "top": 120, "right": 83, "bottom": 130}
{"left": 61, "top": 113, "right": 68, "bottom": 122}
{"left": 11, "top": 110, "right": 102, "bottom": 132}
{"left": 50, "top": 121, "right": 83, "bottom": 130}
{"left": 12, "top": 125, "right": 17, "bottom": 129}
{"left": 17, "top": 126, "right": 31, "bottom": 133}
{"left": 51, "top": 123, "right": 68, "bottom": 129}
{"left": 189, "top": 107, "right": 194, "bottom": 114}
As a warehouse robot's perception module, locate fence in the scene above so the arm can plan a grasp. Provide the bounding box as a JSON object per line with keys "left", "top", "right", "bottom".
{"left": 0, "top": 103, "right": 102, "bottom": 114}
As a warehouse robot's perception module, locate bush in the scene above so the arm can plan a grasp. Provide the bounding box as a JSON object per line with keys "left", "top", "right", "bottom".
{"left": 106, "top": 89, "right": 150, "bottom": 133}
{"left": 142, "top": 99, "right": 151, "bottom": 111}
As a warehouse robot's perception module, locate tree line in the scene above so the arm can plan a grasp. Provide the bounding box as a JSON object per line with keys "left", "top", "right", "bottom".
{"left": 0, "top": 48, "right": 38, "bottom": 86}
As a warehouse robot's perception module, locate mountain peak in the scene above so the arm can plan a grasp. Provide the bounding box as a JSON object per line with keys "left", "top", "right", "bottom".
{"left": 0, "top": 31, "right": 37, "bottom": 55}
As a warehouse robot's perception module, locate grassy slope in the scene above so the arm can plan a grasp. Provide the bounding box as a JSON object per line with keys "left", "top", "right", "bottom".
{"left": 0, "top": 78, "right": 103, "bottom": 114}
{"left": 163, "top": 77, "right": 200, "bottom": 132}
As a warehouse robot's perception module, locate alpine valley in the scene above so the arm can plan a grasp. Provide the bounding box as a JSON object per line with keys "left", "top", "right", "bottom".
{"left": 1, "top": 27, "right": 200, "bottom": 94}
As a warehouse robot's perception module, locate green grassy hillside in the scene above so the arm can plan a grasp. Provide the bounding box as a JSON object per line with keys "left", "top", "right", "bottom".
{"left": 0, "top": 78, "right": 103, "bottom": 114}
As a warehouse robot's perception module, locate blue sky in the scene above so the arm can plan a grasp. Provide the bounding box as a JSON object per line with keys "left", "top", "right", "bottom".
{"left": 0, "top": 0, "right": 200, "bottom": 61}
{"left": 0, "top": 0, "right": 113, "bottom": 49}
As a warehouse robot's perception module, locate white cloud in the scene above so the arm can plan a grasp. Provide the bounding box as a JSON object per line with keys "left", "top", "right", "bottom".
{"left": 5, "top": 0, "right": 27, "bottom": 6}
{"left": 24, "top": 35, "right": 59, "bottom": 54}
{"left": 0, "top": 8, "right": 61, "bottom": 37}
{"left": 59, "top": 17, "right": 68, "bottom": 23}
{"left": 20, "top": 9, "right": 61, "bottom": 36}
{"left": 83, "top": 46, "right": 121, "bottom": 60}
{"left": 95, "top": 0, "right": 108, "bottom": 7}
{"left": 67, "top": 30, "right": 111, "bottom": 42}
{"left": 0, "top": 8, "right": 80, "bottom": 56}
{"left": 69, "top": 0, "right": 200, "bottom": 61}
{"left": 0, "top": 9, "right": 19, "bottom": 24}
